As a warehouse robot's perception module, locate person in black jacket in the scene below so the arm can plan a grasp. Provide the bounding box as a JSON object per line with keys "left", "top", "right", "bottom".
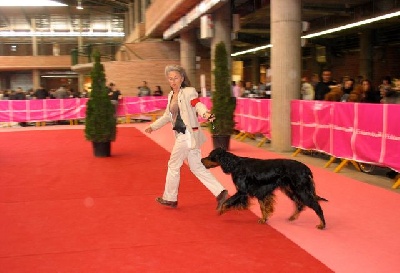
{"left": 14, "top": 87, "right": 26, "bottom": 100}
{"left": 107, "top": 82, "right": 122, "bottom": 115}
{"left": 34, "top": 86, "right": 49, "bottom": 99}
{"left": 314, "top": 69, "right": 338, "bottom": 100}
{"left": 14, "top": 87, "right": 28, "bottom": 127}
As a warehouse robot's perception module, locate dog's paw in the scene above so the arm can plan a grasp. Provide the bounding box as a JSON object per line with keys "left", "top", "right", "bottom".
{"left": 316, "top": 224, "right": 326, "bottom": 230}
{"left": 258, "top": 218, "right": 267, "bottom": 224}
{"left": 288, "top": 211, "right": 300, "bottom": 221}
{"left": 217, "top": 207, "right": 227, "bottom": 215}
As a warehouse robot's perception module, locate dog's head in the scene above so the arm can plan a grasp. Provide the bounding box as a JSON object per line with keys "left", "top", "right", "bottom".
{"left": 202, "top": 148, "right": 241, "bottom": 174}
{"left": 201, "top": 147, "right": 227, "bottom": 169}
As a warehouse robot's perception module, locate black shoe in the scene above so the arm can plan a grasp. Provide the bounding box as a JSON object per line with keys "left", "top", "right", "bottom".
{"left": 156, "top": 197, "right": 178, "bottom": 208}
{"left": 216, "top": 190, "right": 228, "bottom": 210}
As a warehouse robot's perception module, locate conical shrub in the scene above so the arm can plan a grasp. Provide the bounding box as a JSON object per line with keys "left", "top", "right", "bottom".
{"left": 85, "top": 51, "right": 117, "bottom": 142}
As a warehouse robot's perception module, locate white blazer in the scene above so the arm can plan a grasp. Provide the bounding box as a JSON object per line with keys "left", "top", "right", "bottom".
{"left": 149, "top": 87, "right": 209, "bottom": 149}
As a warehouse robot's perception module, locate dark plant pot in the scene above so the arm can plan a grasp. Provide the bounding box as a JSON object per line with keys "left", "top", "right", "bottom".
{"left": 212, "top": 134, "right": 231, "bottom": 150}
{"left": 92, "top": 142, "right": 111, "bottom": 157}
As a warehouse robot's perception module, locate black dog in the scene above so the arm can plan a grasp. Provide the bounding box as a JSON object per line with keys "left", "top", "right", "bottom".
{"left": 201, "top": 148, "right": 327, "bottom": 229}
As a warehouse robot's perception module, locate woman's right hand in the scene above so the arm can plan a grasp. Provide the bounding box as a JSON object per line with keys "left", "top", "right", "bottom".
{"left": 145, "top": 127, "right": 153, "bottom": 134}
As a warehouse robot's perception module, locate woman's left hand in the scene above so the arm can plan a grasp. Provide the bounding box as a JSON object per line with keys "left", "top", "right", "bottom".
{"left": 205, "top": 113, "right": 215, "bottom": 122}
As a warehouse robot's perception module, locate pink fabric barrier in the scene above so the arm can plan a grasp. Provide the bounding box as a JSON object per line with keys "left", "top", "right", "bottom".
{"left": 291, "top": 100, "right": 400, "bottom": 172}
{"left": 4, "top": 97, "right": 397, "bottom": 172}
{"left": 0, "top": 97, "right": 274, "bottom": 134}
{"left": 0, "top": 98, "right": 88, "bottom": 122}
{"left": 177, "top": 97, "right": 272, "bottom": 135}
{"left": 119, "top": 96, "right": 168, "bottom": 116}
{"left": 0, "top": 97, "right": 169, "bottom": 122}
{"left": 234, "top": 98, "right": 271, "bottom": 138}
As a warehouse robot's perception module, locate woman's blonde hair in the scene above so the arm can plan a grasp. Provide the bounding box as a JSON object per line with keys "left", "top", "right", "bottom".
{"left": 165, "top": 64, "right": 191, "bottom": 87}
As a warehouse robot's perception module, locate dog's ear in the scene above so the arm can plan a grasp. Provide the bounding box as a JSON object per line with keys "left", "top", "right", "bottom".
{"left": 217, "top": 151, "right": 237, "bottom": 174}
{"left": 212, "top": 147, "right": 226, "bottom": 161}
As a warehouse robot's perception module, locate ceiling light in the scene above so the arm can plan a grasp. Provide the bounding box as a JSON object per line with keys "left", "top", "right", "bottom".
{"left": 0, "top": 0, "right": 67, "bottom": 6}
{"left": 163, "top": 0, "right": 224, "bottom": 40}
{"left": 0, "top": 31, "right": 125, "bottom": 37}
{"left": 301, "top": 10, "right": 400, "bottom": 39}
{"left": 231, "top": 44, "right": 272, "bottom": 57}
{"left": 232, "top": 10, "right": 400, "bottom": 56}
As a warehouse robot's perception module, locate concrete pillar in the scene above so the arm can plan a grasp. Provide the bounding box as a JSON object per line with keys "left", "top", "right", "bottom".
{"left": 32, "top": 70, "right": 40, "bottom": 89}
{"left": 124, "top": 11, "right": 130, "bottom": 36}
{"left": 78, "top": 74, "right": 85, "bottom": 93}
{"left": 141, "top": 0, "right": 147, "bottom": 22}
{"left": 180, "top": 31, "right": 197, "bottom": 89}
{"left": 127, "top": 1, "right": 135, "bottom": 34}
{"left": 359, "top": 29, "right": 373, "bottom": 81}
{"left": 270, "top": 0, "right": 301, "bottom": 152}
{"left": 31, "top": 18, "right": 39, "bottom": 90}
{"left": 31, "top": 18, "right": 38, "bottom": 56}
{"left": 251, "top": 56, "right": 260, "bottom": 86}
{"left": 76, "top": 18, "right": 85, "bottom": 93}
{"left": 78, "top": 18, "right": 83, "bottom": 49}
{"left": 134, "top": 0, "right": 141, "bottom": 24}
{"left": 211, "top": 1, "right": 231, "bottom": 91}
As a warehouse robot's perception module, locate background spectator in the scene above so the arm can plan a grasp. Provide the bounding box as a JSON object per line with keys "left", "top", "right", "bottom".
{"left": 53, "top": 85, "right": 69, "bottom": 99}
{"left": 138, "top": 81, "right": 151, "bottom": 97}
{"left": 34, "top": 86, "right": 49, "bottom": 99}
{"left": 361, "top": 79, "right": 380, "bottom": 103}
{"left": 14, "top": 87, "right": 27, "bottom": 126}
{"left": 301, "top": 76, "right": 315, "bottom": 100}
{"left": 70, "top": 88, "right": 81, "bottom": 98}
{"left": 314, "top": 69, "right": 337, "bottom": 100}
{"left": 153, "top": 85, "right": 163, "bottom": 96}
{"left": 107, "top": 82, "right": 122, "bottom": 115}
{"left": 381, "top": 78, "right": 400, "bottom": 104}
{"left": 341, "top": 78, "right": 355, "bottom": 101}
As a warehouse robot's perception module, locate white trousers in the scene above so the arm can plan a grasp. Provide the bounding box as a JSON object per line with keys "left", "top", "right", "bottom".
{"left": 162, "top": 132, "right": 225, "bottom": 202}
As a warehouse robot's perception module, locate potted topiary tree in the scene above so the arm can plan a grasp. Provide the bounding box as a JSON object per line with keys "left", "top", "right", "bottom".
{"left": 211, "top": 41, "right": 236, "bottom": 150}
{"left": 84, "top": 51, "right": 117, "bottom": 157}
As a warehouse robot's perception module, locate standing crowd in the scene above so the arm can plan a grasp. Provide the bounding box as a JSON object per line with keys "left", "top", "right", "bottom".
{"left": 229, "top": 69, "right": 399, "bottom": 105}
{"left": 0, "top": 86, "right": 89, "bottom": 100}
{"left": 301, "top": 69, "right": 400, "bottom": 104}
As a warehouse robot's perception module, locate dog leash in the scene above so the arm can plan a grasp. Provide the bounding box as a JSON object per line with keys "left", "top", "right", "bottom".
{"left": 209, "top": 114, "right": 215, "bottom": 130}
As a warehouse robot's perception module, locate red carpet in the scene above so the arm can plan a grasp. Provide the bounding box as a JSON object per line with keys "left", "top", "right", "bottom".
{"left": 0, "top": 127, "right": 333, "bottom": 272}
{"left": 138, "top": 123, "right": 400, "bottom": 273}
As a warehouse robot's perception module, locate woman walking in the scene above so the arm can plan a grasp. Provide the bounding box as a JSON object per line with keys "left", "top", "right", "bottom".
{"left": 145, "top": 65, "right": 228, "bottom": 209}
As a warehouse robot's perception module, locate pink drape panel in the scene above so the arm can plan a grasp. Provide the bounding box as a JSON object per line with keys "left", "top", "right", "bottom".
{"left": 291, "top": 100, "right": 400, "bottom": 172}
{"left": 0, "top": 98, "right": 88, "bottom": 122}
{"left": 3, "top": 97, "right": 397, "bottom": 172}
{"left": 199, "top": 97, "right": 271, "bottom": 137}
{"left": 234, "top": 98, "right": 271, "bottom": 138}
{"left": 0, "top": 97, "right": 169, "bottom": 122}
{"left": 0, "top": 97, "right": 272, "bottom": 136}
{"left": 120, "top": 96, "right": 168, "bottom": 116}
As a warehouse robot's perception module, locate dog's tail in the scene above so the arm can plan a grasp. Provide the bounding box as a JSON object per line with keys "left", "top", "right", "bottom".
{"left": 316, "top": 195, "right": 328, "bottom": 202}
